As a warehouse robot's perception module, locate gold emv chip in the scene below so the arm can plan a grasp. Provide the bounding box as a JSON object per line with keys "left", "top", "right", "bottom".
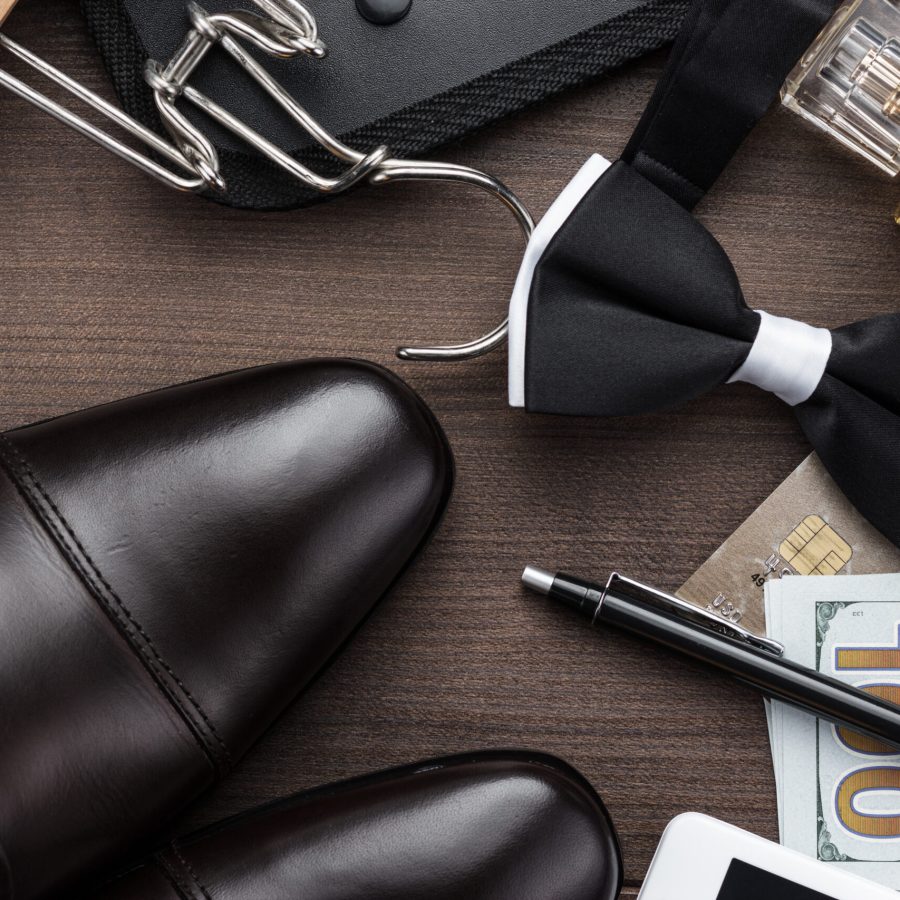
{"left": 779, "top": 515, "right": 852, "bottom": 576}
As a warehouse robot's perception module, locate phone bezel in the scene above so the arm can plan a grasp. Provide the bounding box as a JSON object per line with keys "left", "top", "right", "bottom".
{"left": 638, "top": 813, "right": 897, "bottom": 899}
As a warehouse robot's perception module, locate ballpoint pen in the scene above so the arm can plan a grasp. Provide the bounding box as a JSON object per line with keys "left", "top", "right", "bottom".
{"left": 522, "top": 566, "right": 900, "bottom": 750}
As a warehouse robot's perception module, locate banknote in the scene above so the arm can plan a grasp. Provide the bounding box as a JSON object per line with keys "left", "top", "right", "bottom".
{"left": 766, "top": 573, "right": 900, "bottom": 889}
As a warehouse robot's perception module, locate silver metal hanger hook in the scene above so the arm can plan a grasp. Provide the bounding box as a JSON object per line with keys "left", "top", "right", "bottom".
{"left": 370, "top": 160, "right": 534, "bottom": 361}
{"left": 166, "top": 1, "right": 536, "bottom": 361}
{"left": 0, "top": 0, "right": 534, "bottom": 360}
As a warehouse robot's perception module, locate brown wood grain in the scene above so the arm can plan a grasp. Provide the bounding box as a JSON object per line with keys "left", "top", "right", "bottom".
{"left": 1, "top": 0, "right": 898, "bottom": 891}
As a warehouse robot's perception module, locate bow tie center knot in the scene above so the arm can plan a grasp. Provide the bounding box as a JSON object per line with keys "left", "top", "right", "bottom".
{"left": 727, "top": 310, "right": 832, "bottom": 406}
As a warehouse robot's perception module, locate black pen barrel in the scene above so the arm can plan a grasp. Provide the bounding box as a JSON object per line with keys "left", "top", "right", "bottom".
{"left": 599, "top": 586, "right": 900, "bottom": 750}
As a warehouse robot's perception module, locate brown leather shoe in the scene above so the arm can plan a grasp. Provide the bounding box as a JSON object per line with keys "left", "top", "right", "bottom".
{"left": 91, "top": 752, "right": 623, "bottom": 900}
{"left": 0, "top": 360, "right": 453, "bottom": 900}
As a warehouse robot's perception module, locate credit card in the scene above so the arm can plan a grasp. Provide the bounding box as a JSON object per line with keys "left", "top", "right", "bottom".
{"left": 677, "top": 453, "right": 900, "bottom": 635}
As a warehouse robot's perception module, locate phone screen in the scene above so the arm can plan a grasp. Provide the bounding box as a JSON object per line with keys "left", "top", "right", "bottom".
{"left": 717, "top": 859, "right": 836, "bottom": 900}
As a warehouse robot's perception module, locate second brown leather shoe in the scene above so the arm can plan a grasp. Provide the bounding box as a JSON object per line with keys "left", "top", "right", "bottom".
{"left": 91, "top": 751, "right": 623, "bottom": 900}
{"left": 0, "top": 359, "right": 452, "bottom": 900}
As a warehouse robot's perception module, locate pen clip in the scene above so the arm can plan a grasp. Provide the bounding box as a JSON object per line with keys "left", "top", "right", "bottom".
{"left": 605, "top": 573, "right": 786, "bottom": 657}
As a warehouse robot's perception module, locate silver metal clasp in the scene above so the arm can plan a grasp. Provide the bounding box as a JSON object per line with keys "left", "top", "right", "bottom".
{"left": 604, "top": 573, "right": 786, "bottom": 656}
{"left": 0, "top": 0, "right": 529, "bottom": 361}
{"left": 145, "top": 1, "right": 392, "bottom": 196}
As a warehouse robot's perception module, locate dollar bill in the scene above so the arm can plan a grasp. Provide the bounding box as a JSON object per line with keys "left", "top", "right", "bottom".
{"left": 766, "top": 573, "right": 900, "bottom": 889}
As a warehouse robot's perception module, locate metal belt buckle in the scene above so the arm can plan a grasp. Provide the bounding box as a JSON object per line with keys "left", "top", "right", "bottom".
{"left": 0, "top": 0, "right": 533, "bottom": 360}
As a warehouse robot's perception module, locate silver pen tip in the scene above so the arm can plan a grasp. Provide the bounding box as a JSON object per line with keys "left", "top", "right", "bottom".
{"left": 522, "top": 566, "right": 555, "bottom": 596}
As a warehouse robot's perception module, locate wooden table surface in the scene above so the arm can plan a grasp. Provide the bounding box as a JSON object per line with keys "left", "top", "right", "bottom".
{"left": 2, "top": 1, "right": 898, "bottom": 894}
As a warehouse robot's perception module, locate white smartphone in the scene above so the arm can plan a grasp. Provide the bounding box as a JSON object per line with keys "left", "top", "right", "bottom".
{"left": 638, "top": 813, "right": 897, "bottom": 899}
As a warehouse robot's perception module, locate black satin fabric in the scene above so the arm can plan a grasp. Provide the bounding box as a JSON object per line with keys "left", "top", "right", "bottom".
{"left": 525, "top": 161, "right": 760, "bottom": 417}
{"left": 525, "top": 161, "right": 900, "bottom": 548}
{"left": 622, "top": 0, "right": 837, "bottom": 208}
{"left": 797, "top": 322, "right": 900, "bottom": 548}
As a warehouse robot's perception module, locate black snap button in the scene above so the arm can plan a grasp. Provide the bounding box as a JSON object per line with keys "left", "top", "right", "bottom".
{"left": 355, "top": 0, "right": 412, "bottom": 26}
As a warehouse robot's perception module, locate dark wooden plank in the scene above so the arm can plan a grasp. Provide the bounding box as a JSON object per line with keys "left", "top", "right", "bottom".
{"left": 1, "top": 0, "right": 898, "bottom": 889}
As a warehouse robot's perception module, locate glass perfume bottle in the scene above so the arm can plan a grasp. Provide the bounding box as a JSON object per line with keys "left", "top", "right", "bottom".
{"left": 782, "top": 0, "right": 899, "bottom": 221}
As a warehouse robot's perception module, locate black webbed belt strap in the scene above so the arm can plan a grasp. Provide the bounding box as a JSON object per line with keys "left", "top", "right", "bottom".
{"left": 622, "top": 0, "right": 838, "bottom": 209}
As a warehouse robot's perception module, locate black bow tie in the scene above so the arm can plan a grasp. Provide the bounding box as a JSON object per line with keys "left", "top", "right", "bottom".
{"left": 518, "top": 160, "right": 900, "bottom": 548}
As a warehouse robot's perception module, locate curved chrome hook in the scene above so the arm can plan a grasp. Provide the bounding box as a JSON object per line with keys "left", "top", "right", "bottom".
{"left": 370, "top": 160, "right": 534, "bottom": 361}
{"left": 0, "top": 0, "right": 535, "bottom": 359}
{"left": 157, "top": 1, "right": 537, "bottom": 360}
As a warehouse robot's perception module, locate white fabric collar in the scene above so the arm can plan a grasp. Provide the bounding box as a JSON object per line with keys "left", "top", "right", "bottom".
{"left": 508, "top": 154, "right": 612, "bottom": 408}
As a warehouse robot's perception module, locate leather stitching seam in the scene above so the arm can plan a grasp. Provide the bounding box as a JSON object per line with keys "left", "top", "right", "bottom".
{"left": 156, "top": 859, "right": 195, "bottom": 900}
{"left": 157, "top": 845, "right": 214, "bottom": 900}
{"left": 0, "top": 434, "right": 233, "bottom": 775}
{"left": 170, "top": 844, "right": 213, "bottom": 900}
